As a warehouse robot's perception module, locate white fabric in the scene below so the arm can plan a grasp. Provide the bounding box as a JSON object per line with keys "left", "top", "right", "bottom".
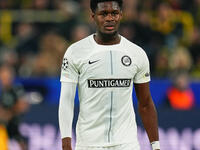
{"left": 58, "top": 82, "right": 76, "bottom": 138}
{"left": 151, "top": 141, "right": 160, "bottom": 150}
{"left": 60, "top": 34, "right": 150, "bottom": 147}
{"left": 75, "top": 143, "right": 140, "bottom": 150}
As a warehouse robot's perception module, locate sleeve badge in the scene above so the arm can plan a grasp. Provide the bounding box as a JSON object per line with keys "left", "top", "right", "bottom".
{"left": 62, "top": 58, "right": 69, "bottom": 71}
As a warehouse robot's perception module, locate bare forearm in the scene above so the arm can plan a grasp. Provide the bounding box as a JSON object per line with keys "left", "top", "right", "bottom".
{"left": 134, "top": 82, "right": 160, "bottom": 149}
{"left": 138, "top": 99, "right": 159, "bottom": 142}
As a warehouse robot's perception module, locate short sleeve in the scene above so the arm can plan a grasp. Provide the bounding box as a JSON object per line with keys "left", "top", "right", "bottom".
{"left": 60, "top": 47, "right": 79, "bottom": 83}
{"left": 133, "top": 50, "right": 151, "bottom": 83}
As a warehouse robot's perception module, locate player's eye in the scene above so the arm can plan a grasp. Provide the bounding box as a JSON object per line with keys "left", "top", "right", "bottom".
{"left": 99, "top": 11, "right": 108, "bottom": 17}
{"left": 111, "top": 11, "right": 119, "bottom": 16}
{"left": 102, "top": 12, "right": 107, "bottom": 17}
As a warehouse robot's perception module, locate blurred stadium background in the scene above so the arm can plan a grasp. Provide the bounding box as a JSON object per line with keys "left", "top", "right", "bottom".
{"left": 0, "top": 0, "right": 200, "bottom": 150}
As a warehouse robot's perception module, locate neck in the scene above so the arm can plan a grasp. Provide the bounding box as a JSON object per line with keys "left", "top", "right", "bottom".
{"left": 94, "top": 31, "right": 121, "bottom": 45}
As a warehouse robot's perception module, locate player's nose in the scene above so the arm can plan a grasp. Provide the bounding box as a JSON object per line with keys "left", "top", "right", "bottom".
{"left": 105, "top": 13, "right": 114, "bottom": 21}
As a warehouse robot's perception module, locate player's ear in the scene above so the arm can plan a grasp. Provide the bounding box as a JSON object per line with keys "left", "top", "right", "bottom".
{"left": 91, "top": 12, "right": 95, "bottom": 19}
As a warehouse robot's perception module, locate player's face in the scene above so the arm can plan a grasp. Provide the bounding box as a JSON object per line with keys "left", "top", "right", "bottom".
{"left": 92, "top": 1, "right": 122, "bottom": 36}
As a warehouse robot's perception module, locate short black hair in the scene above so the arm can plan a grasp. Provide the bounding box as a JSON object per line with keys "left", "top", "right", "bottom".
{"left": 90, "top": 0, "right": 123, "bottom": 13}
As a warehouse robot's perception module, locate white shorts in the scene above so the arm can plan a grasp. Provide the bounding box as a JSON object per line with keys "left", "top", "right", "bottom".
{"left": 75, "top": 143, "right": 140, "bottom": 150}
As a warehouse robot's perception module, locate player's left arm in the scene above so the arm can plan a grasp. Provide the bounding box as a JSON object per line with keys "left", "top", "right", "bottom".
{"left": 134, "top": 82, "right": 160, "bottom": 150}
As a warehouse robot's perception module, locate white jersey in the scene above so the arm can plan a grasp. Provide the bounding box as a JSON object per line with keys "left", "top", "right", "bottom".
{"left": 60, "top": 34, "right": 150, "bottom": 147}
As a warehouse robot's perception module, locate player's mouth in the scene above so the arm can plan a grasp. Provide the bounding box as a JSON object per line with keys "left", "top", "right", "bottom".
{"left": 104, "top": 25, "right": 115, "bottom": 31}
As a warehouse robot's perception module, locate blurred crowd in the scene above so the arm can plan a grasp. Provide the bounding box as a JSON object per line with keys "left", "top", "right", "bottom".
{"left": 0, "top": 63, "right": 29, "bottom": 150}
{"left": 0, "top": 0, "right": 200, "bottom": 78}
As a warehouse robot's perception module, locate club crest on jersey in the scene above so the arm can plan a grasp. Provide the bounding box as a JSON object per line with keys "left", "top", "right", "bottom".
{"left": 62, "top": 58, "right": 68, "bottom": 71}
{"left": 121, "top": 55, "right": 131, "bottom": 66}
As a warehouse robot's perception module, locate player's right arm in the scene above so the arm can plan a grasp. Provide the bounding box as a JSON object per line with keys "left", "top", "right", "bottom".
{"left": 59, "top": 46, "right": 79, "bottom": 150}
{"left": 59, "top": 82, "right": 76, "bottom": 150}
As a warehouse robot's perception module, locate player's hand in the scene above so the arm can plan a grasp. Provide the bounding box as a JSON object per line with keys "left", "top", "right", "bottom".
{"left": 62, "top": 137, "right": 72, "bottom": 150}
{"left": 62, "top": 145, "right": 72, "bottom": 150}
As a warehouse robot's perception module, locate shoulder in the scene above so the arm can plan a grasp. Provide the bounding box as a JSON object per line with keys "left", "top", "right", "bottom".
{"left": 70, "top": 35, "right": 92, "bottom": 50}
{"left": 121, "top": 36, "right": 147, "bottom": 57}
{"left": 64, "top": 35, "right": 93, "bottom": 58}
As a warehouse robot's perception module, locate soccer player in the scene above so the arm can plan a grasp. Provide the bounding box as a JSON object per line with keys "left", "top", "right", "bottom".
{"left": 58, "top": 0, "right": 160, "bottom": 150}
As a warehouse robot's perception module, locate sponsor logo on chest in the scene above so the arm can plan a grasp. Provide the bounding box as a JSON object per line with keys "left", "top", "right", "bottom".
{"left": 88, "top": 79, "right": 131, "bottom": 88}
